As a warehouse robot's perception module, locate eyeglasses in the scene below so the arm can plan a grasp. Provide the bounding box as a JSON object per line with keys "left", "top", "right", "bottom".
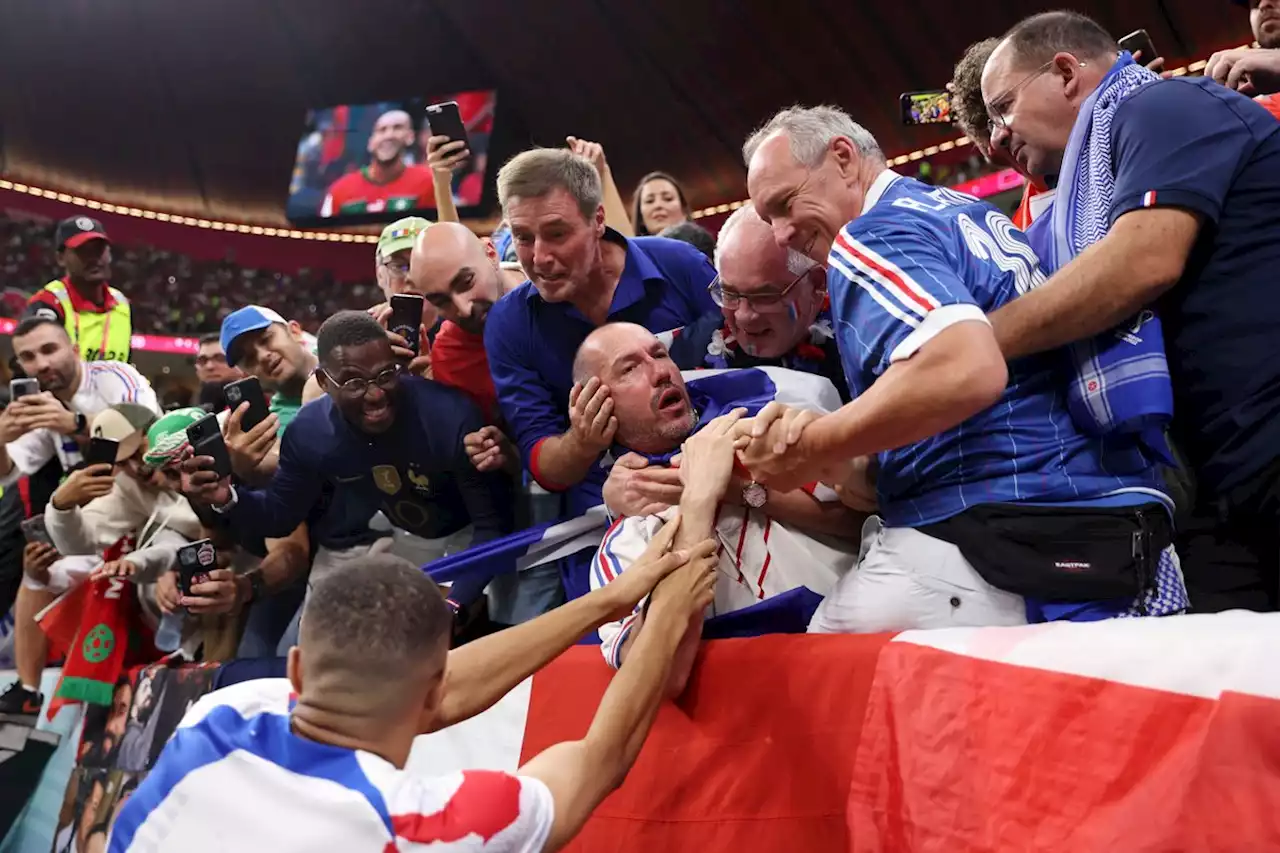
{"left": 322, "top": 363, "right": 402, "bottom": 396}
{"left": 709, "top": 266, "right": 814, "bottom": 312}
{"left": 194, "top": 353, "right": 227, "bottom": 367}
{"left": 381, "top": 258, "right": 411, "bottom": 277}
{"left": 986, "top": 60, "right": 1063, "bottom": 133}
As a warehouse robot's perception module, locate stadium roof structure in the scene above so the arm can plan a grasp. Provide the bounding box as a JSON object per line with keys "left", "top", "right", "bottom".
{"left": 0, "top": 0, "right": 1246, "bottom": 229}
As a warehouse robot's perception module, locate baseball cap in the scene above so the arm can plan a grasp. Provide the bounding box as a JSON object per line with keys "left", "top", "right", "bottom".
{"left": 90, "top": 402, "right": 157, "bottom": 462}
{"left": 377, "top": 216, "right": 433, "bottom": 260}
{"left": 221, "top": 305, "right": 288, "bottom": 367}
{"left": 55, "top": 216, "right": 110, "bottom": 250}
{"left": 144, "top": 407, "right": 208, "bottom": 467}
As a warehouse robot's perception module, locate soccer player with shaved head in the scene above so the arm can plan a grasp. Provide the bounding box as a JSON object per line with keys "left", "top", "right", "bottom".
{"left": 320, "top": 108, "right": 437, "bottom": 217}
{"left": 110, "top": 539, "right": 718, "bottom": 851}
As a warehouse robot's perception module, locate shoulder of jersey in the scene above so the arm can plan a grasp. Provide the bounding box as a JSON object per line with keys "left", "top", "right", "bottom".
{"left": 180, "top": 678, "right": 293, "bottom": 730}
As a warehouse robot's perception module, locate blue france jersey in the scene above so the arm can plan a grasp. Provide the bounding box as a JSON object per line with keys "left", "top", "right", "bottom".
{"left": 828, "top": 173, "right": 1164, "bottom": 527}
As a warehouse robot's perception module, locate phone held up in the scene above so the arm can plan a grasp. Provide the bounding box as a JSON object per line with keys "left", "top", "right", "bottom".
{"left": 900, "top": 90, "right": 954, "bottom": 126}
{"left": 389, "top": 293, "right": 424, "bottom": 357}
{"left": 176, "top": 538, "right": 218, "bottom": 596}
{"left": 9, "top": 378, "right": 40, "bottom": 401}
{"left": 86, "top": 437, "right": 120, "bottom": 468}
{"left": 20, "top": 514, "right": 54, "bottom": 547}
{"left": 1118, "top": 29, "right": 1158, "bottom": 66}
{"left": 425, "top": 101, "right": 470, "bottom": 153}
{"left": 186, "top": 414, "right": 233, "bottom": 479}
{"left": 224, "top": 376, "right": 270, "bottom": 432}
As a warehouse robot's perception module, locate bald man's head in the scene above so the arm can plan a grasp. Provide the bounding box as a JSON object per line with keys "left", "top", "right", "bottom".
{"left": 572, "top": 323, "right": 694, "bottom": 455}
{"left": 368, "top": 109, "right": 416, "bottom": 166}
{"left": 409, "top": 222, "right": 505, "bottom": 335}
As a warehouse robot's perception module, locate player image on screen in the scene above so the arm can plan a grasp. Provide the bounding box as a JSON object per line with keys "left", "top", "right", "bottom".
{"left": 319, "top": 109, "right": 436, "bottom": 217}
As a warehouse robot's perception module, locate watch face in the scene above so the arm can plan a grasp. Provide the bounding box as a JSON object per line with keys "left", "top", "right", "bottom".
{"left": 743, "top": 481, "right": 767, "bottom": 509}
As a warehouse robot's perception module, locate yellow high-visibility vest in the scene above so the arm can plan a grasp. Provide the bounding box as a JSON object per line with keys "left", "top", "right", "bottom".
{"left": 41, "top": 279, "right": 132, "bottom": 362}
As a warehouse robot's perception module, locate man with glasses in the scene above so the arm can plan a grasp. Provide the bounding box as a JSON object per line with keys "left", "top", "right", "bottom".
{"left": 371, "top": 216, "right": 441, "bottom": 342}
{"left": 732, "top": 103, "right": 1186, "bottom": 633}
{"left": 184, "top": 311, "right": 514, "bottom": 588}
{"left": 193, "top": 333, "right": 243, "bottom": 413}
{"left": 979, "top": 11, "right": 1280, "bottom": 613}
{"left": 607, "top": 204, "right": 849, "bottom": 518}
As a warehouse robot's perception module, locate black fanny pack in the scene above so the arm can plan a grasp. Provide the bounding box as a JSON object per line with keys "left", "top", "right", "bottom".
{"left": 918, "top": 502, "right": 1171, "bottom": 602}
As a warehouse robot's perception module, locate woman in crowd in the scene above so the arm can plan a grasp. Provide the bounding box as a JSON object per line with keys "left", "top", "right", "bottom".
{"left": 631, "top": 171, "right": 692, "bottom": 235}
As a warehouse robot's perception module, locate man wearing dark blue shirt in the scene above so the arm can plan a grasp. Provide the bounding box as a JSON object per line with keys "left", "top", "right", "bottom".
{"left": 186, "top": 311, "right": 514, "bottom": 590}
{"left": 487, "top": 148, "right": 717, "bottom": 595}
{"left": 982, "top": 11, "right": 1280, "bottom": 611}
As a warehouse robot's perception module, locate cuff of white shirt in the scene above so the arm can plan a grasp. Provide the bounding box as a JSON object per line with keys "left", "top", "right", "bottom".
{"left": 889, "top": 304, "right": 990, "bottom": 364}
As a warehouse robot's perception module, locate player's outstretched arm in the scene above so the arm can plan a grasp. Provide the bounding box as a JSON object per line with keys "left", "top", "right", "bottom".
{"left": 429, "top": 517, "right": 708, "bottom": 732}
{"left": 517, "top": 547, "right": 718, "bottom": 853}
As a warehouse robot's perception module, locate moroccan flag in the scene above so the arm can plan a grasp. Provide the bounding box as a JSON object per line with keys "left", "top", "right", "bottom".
{"left": 403, "top": 614, "right": 1280, "bottom": 852}
{"left": 45, "top": 577, "right": 157, "bottom": 717}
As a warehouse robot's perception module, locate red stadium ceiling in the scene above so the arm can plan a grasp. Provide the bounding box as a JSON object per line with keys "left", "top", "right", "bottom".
{"left": 0, "top": 0, "right": 1249, "bottom": 228}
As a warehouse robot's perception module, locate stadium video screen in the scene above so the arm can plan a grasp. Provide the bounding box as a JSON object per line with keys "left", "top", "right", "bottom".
{"left": 286, "top": 91, "right": 497, "bottom": 226}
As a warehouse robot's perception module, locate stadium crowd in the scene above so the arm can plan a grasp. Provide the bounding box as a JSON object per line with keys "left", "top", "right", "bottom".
{"left": 0, "top": 212, "right": 377, "bottom": 336}
{"left": 3, "top": 6, "right": 1280, "bottom": 851}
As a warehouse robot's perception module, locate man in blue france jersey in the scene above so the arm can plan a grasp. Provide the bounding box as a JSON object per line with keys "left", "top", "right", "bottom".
{"left": 484, "top": 148, "right": 717, "bottom": 598}
{"left": 183, "top": 311, "right": 514, "bottom": 596}
{"left": 980, "top": 11, "right": 1280, "bottom": 612}
{"left": 735, "top": 105, "right": 1186, "bottom": 631}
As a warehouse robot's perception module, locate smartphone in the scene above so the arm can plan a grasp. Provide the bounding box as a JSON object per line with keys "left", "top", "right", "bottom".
{"left": 9, "top": 378, "right": 39, "bottom": 401}
{"left": 389, "top": 294, "right": 424, "bottom": 356}
{"left": 176, "top": 538, "right": 217, "bottom": 596}
{"left": 86, "top": 436, "right": 120, "bottom": 467}
{"left": 224, "top": 376, "right": 270, "bottom": 432}
{"left": 900, "top": 90, "right": 954, "bottom": 126}
{"left": 20, "top": 515, "right": 53, "bottom": 546}
{"left": 1118, "top": 29, "right": 1157, "bottom": 65}
{"left": 425, "top": 101, "right": 470, "bottom": 152}
{"left": 186, "top": 414, "right": 233, "bottom": 478}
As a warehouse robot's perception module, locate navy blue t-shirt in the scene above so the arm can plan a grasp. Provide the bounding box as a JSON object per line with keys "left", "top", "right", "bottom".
{"left": 1110, "top": 77, "right": 1280, "bottom": 493}
{"left": 225, "top": 377, "right": 514, "bottom": 552}
{"left": 484, "top": 229, "right": 717, "bottom": 515}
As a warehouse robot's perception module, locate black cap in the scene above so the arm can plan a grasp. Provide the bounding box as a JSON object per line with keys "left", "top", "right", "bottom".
{"left": 55, "top": 216, "right": 109, "bottom": 250}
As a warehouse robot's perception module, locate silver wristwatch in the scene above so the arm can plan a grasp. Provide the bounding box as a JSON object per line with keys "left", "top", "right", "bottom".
{"left": 742, "top": 480, "right": 768, "bottom": 509}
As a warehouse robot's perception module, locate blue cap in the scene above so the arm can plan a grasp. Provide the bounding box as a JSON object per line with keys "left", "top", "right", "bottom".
{"left": 220, "top": 305, "right": 288, "bottom": 367}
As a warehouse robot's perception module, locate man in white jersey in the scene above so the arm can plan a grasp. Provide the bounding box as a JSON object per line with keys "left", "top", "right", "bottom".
{"left": 0, "top": 314, "right": 157, "bottom": 488}
{"left": 109, "top": 528, "right": 718, "bottom": 851}
{"left": 0, "top": 313, "right": 158, "bottom": 718}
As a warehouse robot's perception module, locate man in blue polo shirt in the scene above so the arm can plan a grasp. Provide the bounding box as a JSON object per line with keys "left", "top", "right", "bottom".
{"left": 486, "top": 148, "right": 716, "bottom": 596}
{"left": 184, "top": 311, "right": 514, "bottom": 597}
{"left": 981, "top": 11, "right": 1280, "bottom": 612}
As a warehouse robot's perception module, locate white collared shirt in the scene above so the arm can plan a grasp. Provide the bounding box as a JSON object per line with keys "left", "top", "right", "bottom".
{"left": 2, "top": 360, "right": 158, "bottom": 487}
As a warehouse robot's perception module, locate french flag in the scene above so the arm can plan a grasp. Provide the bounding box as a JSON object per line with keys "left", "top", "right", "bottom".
{"left": 405, "top": 612, "right": 1280, "bottom": 852}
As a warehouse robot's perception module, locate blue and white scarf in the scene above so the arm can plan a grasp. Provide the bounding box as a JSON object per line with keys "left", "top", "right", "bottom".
{"left": 1047, "top": 52, "right": 1173, "bottom": 463}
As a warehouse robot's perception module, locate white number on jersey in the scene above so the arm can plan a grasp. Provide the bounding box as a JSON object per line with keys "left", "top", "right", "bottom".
{"left": 889, "top": 186, "right": 978, "bottom": 213}
{"left": 957, "top": 210, "right": 1047, "bottom": 296}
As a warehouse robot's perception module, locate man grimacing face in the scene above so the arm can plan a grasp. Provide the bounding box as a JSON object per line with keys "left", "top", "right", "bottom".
{"left": 594, "top": 326, "right": 695, "bottom": 455}
{"left": 506, "top": 187, "right": 607, "bottom": 305}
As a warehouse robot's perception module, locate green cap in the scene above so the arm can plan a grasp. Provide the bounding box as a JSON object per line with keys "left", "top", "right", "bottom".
{"left": 377, "top": 216, "right": 433, "bottom": 260}
{"left": 143, "top": 407, "right": 209, "bottom": 467}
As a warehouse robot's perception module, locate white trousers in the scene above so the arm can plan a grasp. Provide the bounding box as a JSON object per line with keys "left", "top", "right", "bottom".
{"left": 809, "top": 516, "right": 1028, "bottom": 634}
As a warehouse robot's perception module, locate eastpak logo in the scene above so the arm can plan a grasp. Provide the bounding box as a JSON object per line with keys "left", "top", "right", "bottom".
{"left": 1055, "top": 561, "right": 1091, "bottom": 572}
